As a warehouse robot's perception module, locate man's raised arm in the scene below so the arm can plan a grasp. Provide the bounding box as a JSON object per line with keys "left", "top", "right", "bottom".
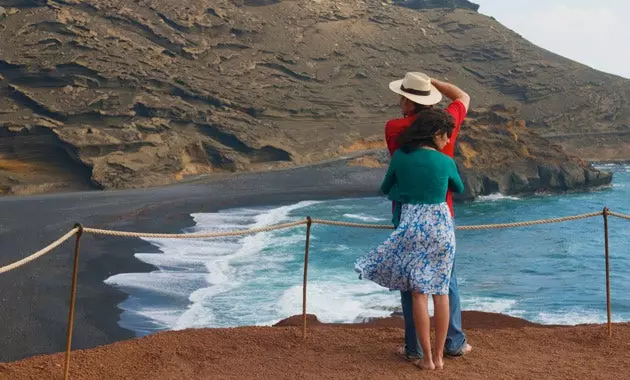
{"left": 431, "top": 79, "right": 470, "bottom": 112}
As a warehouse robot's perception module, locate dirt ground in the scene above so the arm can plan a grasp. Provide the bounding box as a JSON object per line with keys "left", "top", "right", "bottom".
{"left": 2, "top": 312, "right": 628, "bottom": 380}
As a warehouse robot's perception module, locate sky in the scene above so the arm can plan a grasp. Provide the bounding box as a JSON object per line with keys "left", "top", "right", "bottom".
{"left": 473, "top": 0, "right": 630, "bottom": 79}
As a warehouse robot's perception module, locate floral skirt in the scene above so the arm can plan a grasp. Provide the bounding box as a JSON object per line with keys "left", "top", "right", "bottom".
{"left": 354, "top": 203, "right": 455, "bottom": 295}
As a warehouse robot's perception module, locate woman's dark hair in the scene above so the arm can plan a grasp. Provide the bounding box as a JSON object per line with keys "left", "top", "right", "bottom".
{"left": 413, "top": 102, "right": 432, "bottom": 114}
{"left": 397, "top": 108, "right": 455, "bottom": 153}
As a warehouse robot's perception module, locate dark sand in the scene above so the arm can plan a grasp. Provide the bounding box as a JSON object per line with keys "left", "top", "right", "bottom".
{"left": 0, "top": 162, "right": 385, "bottom": 362}
{"left": 2, "top": 312, "right": 629, "bottom": 380}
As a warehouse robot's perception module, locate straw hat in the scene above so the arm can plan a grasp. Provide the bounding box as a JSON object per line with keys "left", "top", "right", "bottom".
{"left": 388, "top": 72, "right": 442, "bottom": 105}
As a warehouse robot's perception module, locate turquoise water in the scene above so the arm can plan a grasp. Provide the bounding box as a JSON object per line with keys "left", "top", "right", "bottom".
{"left": 106, "top": 164, "right": 630, "bottom": 336}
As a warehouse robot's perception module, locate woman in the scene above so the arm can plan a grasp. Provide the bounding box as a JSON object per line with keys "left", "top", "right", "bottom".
{"left": 355, "top": 108, "right": 465, "bottom": 371}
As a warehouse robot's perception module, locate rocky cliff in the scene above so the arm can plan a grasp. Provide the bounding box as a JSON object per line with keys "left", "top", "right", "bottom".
{"left": 455, "top": 106, "right": 613, "bottom": 198}
{"left": 348, "top": 105, "right": 612, "bottom": 199}
{"left": 0, "top": 0, "right": 626, "bottom": 196}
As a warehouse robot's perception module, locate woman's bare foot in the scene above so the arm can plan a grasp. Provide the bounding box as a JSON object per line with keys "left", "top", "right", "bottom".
{"left": 434, "top": 351, "right": 445, "bottom": 369}
{"left": 434, "top": 357, "right": 444, "bottom": 370}
{"left": 414, "top": 358, "right": 435, "bottom": 370}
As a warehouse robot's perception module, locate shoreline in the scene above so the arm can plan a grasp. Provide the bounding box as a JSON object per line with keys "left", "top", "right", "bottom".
{"left": 1, "top": 154, "right": 625, "bottom": 202}
{"left": 0, "top": 162, "right": 386, "bottom": 362}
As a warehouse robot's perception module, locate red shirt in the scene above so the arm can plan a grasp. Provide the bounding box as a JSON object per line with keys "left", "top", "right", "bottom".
{"left": 384, "top": 100, "right": 467, "bottom": 217}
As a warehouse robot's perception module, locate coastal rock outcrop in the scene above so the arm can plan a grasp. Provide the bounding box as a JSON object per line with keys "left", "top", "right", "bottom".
{"left": 0, "top": 0, "right": 626, "bottom": 195}
{"left": 454, "top": 106, "right": 612, "bottom": 198}
{"left": 348, "top": 106, "right": 612, "bottom": 199}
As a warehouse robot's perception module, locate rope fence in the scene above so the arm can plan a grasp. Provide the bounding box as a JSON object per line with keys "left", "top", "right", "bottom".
{"left": 311, "top": 210, "right": 606, "bottom": 231}
{"left": 3, "top": 210, "right": 629, "bottom": 272}
{"left": 0, "top": 227, "right": 80, "bottom": 274}
{"left": 609, "top": 211, "right": 630, "bottom": 221}
{"left": 82, "top": 220, "right": 308, "bottom": 239}
{"left": 1, "top": 207, "right": 630, "bottom": 379}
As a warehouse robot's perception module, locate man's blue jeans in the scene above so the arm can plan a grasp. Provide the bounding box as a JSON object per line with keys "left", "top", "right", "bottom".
{"left": 400, "top": 263, "right": 467, "bottom": 357}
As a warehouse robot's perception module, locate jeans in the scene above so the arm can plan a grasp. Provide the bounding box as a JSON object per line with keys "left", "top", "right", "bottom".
{"left": 400, "top": 263, "right": 467, "bottom": 357}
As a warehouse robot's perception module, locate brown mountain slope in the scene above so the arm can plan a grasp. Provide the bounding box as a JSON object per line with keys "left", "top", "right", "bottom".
{"left": 0, "top": 0, "right": 625, "bottom": 194}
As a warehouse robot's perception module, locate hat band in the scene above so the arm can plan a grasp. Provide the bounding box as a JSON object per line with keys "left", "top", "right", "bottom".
{"left": 401, "top": 85, "right": 431, "bottom": 97}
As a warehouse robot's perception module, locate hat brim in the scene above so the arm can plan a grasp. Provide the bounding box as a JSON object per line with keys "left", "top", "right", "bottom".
{"left": 389, "top": 79, "right": 443, "bottom": 106}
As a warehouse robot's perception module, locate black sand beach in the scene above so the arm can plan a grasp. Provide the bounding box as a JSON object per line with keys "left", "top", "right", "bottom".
{"left": 0, "top": 162, "right": 385, "bottom": 362}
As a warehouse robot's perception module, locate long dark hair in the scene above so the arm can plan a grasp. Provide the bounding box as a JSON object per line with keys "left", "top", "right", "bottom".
{"left": 413, "top": 103, "right": 432, "bottom": 114}
{"left": 397, "top": 108, "right": 455, "bottom": 153}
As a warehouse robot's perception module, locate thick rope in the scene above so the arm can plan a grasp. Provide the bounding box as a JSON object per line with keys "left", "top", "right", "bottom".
{"left": 312, "top": 211, "right": 604, "bottom": 231}
{"left": 609, "top": 211, "right": 630, "bottom": 221}
{"left": 82, "top": 220, "right": 308, "bottom": 239}
{"left": 456, "top": 211, "right": 603, "bottom": 230}
{"left": 0, "top": 210, "right": 614, "bottom": 274}
{"left": 0, "top": 228, "right": 79, "bottom": 274}
{"left": 311, "top": 219, "right": 393, "bottom": 229}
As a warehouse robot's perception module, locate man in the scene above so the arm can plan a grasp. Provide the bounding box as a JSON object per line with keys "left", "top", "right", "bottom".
{"left": 384, "top": 71, "right": 472, "bottom": 360}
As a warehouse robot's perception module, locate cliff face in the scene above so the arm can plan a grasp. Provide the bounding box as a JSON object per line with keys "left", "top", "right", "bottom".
{"left": 453, "top": 106, "right": 612, "bottom": 198}
{"left": 0, "top": 0, "right": 625, "bottom": 195}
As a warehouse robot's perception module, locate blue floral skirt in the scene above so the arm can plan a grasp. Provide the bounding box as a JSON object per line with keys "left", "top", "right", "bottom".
{"left": 354, "top": 203, "right": 455, "bottom": 295}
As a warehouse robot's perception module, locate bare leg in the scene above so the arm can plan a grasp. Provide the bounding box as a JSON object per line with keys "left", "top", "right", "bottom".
{"left": 412, "top": 292, "right": 435, "bottom": 370}
{"left": 433, "top": 294, "right": 450, "bottom": 369}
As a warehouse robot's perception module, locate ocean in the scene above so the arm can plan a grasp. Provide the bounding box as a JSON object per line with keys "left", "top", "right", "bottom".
{"left": 105, "top": 164, "right": 630, "bottom": 337}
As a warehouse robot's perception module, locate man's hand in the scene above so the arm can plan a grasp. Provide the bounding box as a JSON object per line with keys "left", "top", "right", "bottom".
{"left": 431, "top": 78, "right": 471, "bottom": 111}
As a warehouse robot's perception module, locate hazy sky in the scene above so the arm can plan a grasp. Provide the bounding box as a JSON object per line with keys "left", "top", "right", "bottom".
{"left": 474, "top": 0, "right": 629, "bottom": 79}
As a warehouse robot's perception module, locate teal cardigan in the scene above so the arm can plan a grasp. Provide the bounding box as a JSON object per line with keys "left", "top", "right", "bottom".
{"left": 382, "top": 148, "right": 465, "bottom": 226}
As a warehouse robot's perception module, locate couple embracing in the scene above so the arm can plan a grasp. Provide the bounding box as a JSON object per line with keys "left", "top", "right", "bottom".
{"left": 355, "top": 72, "right": 472, "bottom": 370}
